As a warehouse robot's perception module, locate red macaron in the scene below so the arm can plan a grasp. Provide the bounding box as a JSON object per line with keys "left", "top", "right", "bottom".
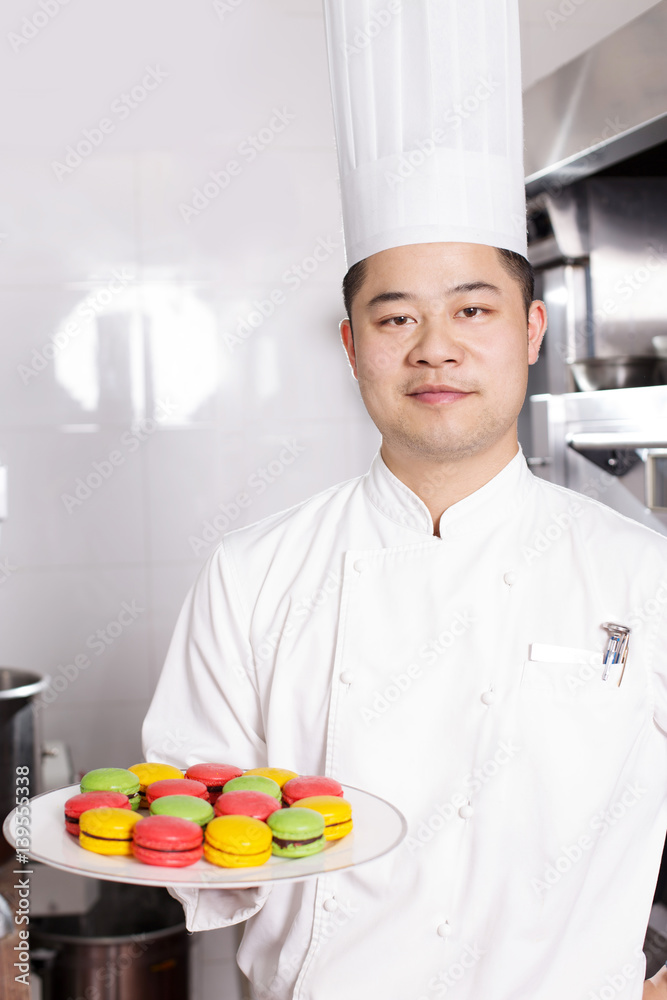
{"left": 184, "top": 763, "right": 244, "bottom": 803}
{"left": 64, "top": 792, "right": 131, "bottom": 836}
{"left": 214, "top": 790, "right": 282, "bottom": 822}
{"left": 146, "top": 778, "right": 208, "bottom": 807}
{"left": 282, "top": 776, "right": 344, "bottom": 807}
{"left": 132, "top": 815, "right": 204, "bottom": 867}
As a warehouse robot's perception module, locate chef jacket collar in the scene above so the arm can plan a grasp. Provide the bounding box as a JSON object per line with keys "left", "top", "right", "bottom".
{"left": 365, "top": 447, "right": 535, "bottom": 538}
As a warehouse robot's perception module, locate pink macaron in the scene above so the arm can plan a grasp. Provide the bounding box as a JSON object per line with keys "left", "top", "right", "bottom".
{"left": 133, "top": 815, "right": 204, "bottom": 867}
{"left": 184, "top": 763, "right": 244, "bottom": 803}
{"left": 64, "top": 792, "right": 131, "bottom": 836}
{"left": 282, "top": 776, "right": 344, "bottom": 807}
{"left": 214, "top": 790, "right": 282, "bottom": 822}
{"left": 146, "top": 778, "right": 208, "bottom": 807}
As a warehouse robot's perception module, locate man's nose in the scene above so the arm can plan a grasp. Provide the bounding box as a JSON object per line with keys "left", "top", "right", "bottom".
{"left": 407, "top": 317, "right": 464, "bottom": 366}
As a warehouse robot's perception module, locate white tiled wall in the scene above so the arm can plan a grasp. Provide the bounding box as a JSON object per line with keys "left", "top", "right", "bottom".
{"left": 1, "top": 1, "right": 654, "bottom": 996}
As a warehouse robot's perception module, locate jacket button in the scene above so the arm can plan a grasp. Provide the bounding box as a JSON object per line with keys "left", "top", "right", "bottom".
{"left": 481, "top": 690, "right": 495, "bottom": 705}
{"left": 503, "top": 571, "right": 517, "bottom": 586}
{"left": 340, "top": 671, "right": 353, "bottom": 685}
{"left": 353, "top": 559, "right": 368, "bottom": 573}
{"left": 459, "top": 804, "right": 474, "bottom": 820}
{"left": 437, "top": 922, "right": 452, "bottom": 938}
{"left": 323, "top": 897, "right": 337, "bottom": 912}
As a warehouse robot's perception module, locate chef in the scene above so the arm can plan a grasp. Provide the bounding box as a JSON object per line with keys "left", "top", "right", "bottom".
{"left": 143, "top": 1, "right": 667, "bottom": 998}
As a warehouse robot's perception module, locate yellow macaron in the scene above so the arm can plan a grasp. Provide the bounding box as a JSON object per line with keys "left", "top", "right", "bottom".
{"left": 296, "top": 796, "right": 353, "bottom": 841}
{"left": 204, "top": 815, "right": 272, "bottom": 868}
{"left": 79, "top": 807, "right": 142, "bottom": 856}
{"left": 128, "top": 762, "right": 185, "bottom": 806}
{"left": 243, "top": 767, "right": 298, "bottom": 789}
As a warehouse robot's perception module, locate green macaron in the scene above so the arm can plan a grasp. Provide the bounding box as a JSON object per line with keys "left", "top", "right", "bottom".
{"left": 267, "top": 807, "right": 326, "bottom": 858}
{"left": 80, "top": 768, "right": 141, "bottom": 810}
{"left": 223, "top": 775, "right": 282, "bottom": 801}
{"left": 149, "top": 794, "right": 214, "bottom": 827}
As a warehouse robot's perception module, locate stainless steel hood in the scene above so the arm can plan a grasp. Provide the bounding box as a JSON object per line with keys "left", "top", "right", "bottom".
{"left": 524, "top": 2, "right": 667, "bottom": 197}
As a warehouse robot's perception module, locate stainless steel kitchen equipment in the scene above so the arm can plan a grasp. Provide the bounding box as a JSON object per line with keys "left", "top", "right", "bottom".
{"left": 31, "top": 881, "right": 189, "bottom": 1000}
{"left": 0, "top": 668, "right": 49, "bottom": 862}
{"left": 530, "top": 385, "right": 667, "bottom": 536}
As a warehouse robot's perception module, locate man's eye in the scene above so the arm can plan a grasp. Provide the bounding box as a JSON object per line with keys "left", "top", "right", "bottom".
{"left": 381, "top": 316, "right": 411, "bottom": 326}
{"left": 459, "top": 307, "right": 486, "bottom": 318}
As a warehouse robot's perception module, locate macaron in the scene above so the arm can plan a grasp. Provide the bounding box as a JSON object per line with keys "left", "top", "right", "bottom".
{"left": 282, "top": 776, "right": 343, "bottom": 807}
{"left": 80, "top": 768, "right": 141, "bottom": 810}
{"left": 244, "top": 767, "right": 298, "bottom": 788}
{"left": 223, "top": 775, "right": 281, "bottom": 801}
{"left": 79, "top": 807, "right": 141, "bottom": 856}
{"left": 133, "top": 815, "right": 203, "bottom": 868}
{"left": 146, "top": 778, "right": 208, "bottom": 807}
{"left": 296, "top": 796, "right": 353, "bottom": 841}
{"left": 267, "top": 807, "right": 325, "bottom": 858}
{"left": 214, "top": 790, "right": 281, "bottom": 822}
{"left": 184, "top": 763, "right": 243, "bottom": 803}
{"left": 149, "top": 795, "right": 214, "bottom": 827}
{"left": 64, "top": 792, "right": 131, "bottom": 836}
{"left": 128, "top": 762, "right": 185, "bottom": 807}
{"left": 204, "top": 816, "right": 272, "bottom": 868}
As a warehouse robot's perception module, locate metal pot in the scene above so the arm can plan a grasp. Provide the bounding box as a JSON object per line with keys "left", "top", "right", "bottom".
{"left": 568, "top": 356, "right": 659, "bottom": 391}
{"left": 31, "top": 883, "right": 189, "bottom": 1000}
{"left": 0, "top": 668, "right": 49, "bottom": 862}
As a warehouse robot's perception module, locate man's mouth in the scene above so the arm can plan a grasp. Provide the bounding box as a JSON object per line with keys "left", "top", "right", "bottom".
{"left": 407, "top": 384, "right": 472, "bottom": 405}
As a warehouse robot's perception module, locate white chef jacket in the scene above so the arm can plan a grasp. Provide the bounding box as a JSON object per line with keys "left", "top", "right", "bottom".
{"left": 143, "top": 448, "right": 667, "bottom": 1000}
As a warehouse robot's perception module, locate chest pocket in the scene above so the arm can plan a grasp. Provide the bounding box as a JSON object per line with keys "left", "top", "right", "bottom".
{"left": 520, "top": 643, "right": 618, "bottom": 706}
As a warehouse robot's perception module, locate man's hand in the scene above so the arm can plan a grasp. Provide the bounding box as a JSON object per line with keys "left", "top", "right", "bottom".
{"left": 644, "top": 967, "right": 667, "bottom": 998}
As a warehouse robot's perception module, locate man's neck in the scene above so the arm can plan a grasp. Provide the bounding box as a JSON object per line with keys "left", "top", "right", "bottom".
{"left": 380, "top": 439, "right": 520, "bottom": 537}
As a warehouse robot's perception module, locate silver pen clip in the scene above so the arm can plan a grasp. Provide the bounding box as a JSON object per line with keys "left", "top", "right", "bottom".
{"left": 601, "top": 622, "right": 631, "bottom": 686}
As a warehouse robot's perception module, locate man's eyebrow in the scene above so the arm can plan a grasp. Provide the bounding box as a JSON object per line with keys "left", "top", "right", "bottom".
{"left": 364, "top": 291, "right": 416, "bottom": 310}
{"left": 364, "top": 282, "right": 502, "bottom": 311}
{"left": 445, "top": 281, "right": 502, "bottom": 296}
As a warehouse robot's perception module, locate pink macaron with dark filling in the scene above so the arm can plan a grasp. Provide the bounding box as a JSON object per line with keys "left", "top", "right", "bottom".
{"left": 64, "top": 792, "right": 131, "bottom": 836}
{"left": 214, "top": 790, "right": 282, "bottom": 822}
{"left": 282, "top": 776, "right": 344, "bottom": 807}
{"left": 133, "top": 815, "right": 204, "bottom": 867}
{"left": 184, "top": 763, "right": 243, "bottom": 803}
{"left": 146, "top": 778, "right": 208, "bottom": 807}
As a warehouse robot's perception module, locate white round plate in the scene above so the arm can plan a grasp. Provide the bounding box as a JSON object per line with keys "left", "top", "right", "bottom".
{"left": 3, "top": 783, "right": 407, "bottom": 888}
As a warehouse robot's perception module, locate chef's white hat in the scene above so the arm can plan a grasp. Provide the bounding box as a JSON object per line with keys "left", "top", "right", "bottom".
{"left": 323, "top": 0, "right": 527, "bottom": 268}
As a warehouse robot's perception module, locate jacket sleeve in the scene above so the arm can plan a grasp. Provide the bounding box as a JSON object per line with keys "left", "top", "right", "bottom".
{"left": 142, "top": 536, "right": 270, "bottom": 930}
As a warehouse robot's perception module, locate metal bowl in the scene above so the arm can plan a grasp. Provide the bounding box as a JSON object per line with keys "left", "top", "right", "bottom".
{"left": 568, "top": 356, "right": 659, "bottom": 392}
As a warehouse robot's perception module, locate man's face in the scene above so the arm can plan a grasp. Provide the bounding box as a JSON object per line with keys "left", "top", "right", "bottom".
{"left": 340, "top": 242, "right": 547, "bottom": 466}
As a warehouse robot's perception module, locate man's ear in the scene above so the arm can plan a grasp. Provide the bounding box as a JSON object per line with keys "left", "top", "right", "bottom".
{"left": 340, "top": 318, "right": 358, "bottom": 379}
{"left": 527, "top": 300, "right": 548, "bottom": 365}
